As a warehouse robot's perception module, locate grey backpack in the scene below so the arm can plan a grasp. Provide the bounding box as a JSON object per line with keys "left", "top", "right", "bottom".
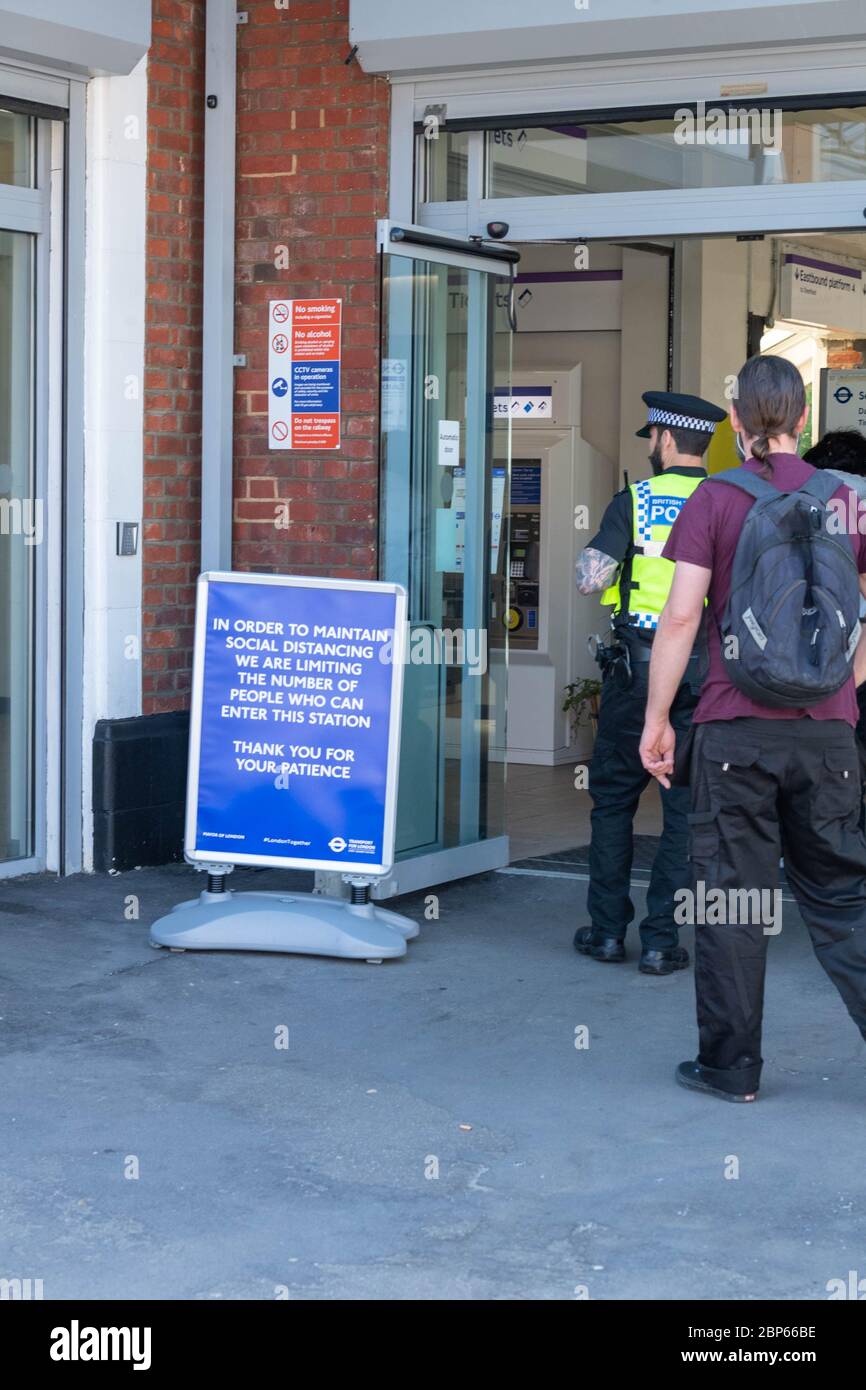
{"left": 712, "top": 466, "right": 861, "bottom": 708}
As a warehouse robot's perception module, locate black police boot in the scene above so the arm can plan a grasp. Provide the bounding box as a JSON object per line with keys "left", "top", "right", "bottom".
{"left": 639, "top": 945, "right": 690, "bottom": 976}
{"left": 675, "top": 1060, "right": 758, "bottom": 1103}
{"left": 573, "top": 926, "right": 625, "bottom": 962}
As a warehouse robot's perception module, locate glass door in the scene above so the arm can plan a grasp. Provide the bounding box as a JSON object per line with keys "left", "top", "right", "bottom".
{"left": 0, "top": 226, "right": 35, "bottom": 860}
{"left": 0, "top": 106, "right": 45, "bottom": 869}
{"left": 378, "top": 222, "right": 515, "bottom": 894}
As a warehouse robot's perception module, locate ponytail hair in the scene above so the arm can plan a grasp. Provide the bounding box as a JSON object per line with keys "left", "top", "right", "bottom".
{"left": 734, "top": 355, "right": 806, "bottom": 473}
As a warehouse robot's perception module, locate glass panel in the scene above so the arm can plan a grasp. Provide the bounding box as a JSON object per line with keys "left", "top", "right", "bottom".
{"left": 0, "top": 110, "right": 34, "bottom": 187}
{"left": 421, "top": 129, "right": 470, "bottom": 202}
{"left": 380, "top": 252, "right": 511, "bottom": 860}
{"left": 0, "top": 228, "right": 35, "bottom": 860}
{"left": 487, "top": 107, "right": 866, "bottom": 197}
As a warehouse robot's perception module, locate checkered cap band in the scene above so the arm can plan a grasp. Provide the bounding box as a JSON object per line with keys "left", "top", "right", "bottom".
{"left": 648, "top": 406, "right": 717, "bottom": 433}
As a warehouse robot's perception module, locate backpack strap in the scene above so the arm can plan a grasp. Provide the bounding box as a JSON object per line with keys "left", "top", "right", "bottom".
{"left": 797, "top": 469, "right": 845, "bottom": 506}
{"left": 710, "top": 466, "right": 779, "bottom": 502}
{"left": 714, "top": 464, "right": 844, "bottom": 509}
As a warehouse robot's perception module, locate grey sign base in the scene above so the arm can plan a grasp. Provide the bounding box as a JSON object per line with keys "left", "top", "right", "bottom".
{"left": 148, "top": 889, "right": 418, "bottom": 962}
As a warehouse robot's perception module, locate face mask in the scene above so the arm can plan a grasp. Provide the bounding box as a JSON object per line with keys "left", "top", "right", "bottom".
{"left": 735, "top": 431, "right": 747, "bottom": 461}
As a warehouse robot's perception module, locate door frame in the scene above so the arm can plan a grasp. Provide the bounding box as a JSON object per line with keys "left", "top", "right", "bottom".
{"left": 373, "top": 221, "right": 517, "bottom": 899}
{"left": 398, "top": 58, "right": 866, "bottom": 242}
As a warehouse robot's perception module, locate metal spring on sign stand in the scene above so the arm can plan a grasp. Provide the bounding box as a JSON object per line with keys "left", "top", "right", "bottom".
{"left": 349, "top": 881, "right": 371, "bottom": 906}
{"left": 207, "top": 872, "right": 228, "bottom": 895}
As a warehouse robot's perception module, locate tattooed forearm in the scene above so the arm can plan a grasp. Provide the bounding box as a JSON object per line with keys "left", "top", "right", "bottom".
{"left": 575, "top": 547, "right": 620, "bottom": 595}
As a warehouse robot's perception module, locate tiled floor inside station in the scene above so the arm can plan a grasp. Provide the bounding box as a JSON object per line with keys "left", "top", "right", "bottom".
{"left": 505, "top": 760, "right": 663, "bottom": 863}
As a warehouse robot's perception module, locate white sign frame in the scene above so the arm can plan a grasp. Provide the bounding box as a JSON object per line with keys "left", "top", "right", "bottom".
{"left": 819, "top": 368, "right": 866, "bottom": 437}
{"left": 184, "top": 572, "right": 409, "bottom": 876}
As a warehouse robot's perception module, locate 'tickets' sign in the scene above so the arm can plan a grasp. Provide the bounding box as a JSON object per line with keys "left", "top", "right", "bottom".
{"left": 269, "top": 298, "right": 341, "bottom": 450}
{"left": 185, "top": 573, "right": 407, "bottom": 875}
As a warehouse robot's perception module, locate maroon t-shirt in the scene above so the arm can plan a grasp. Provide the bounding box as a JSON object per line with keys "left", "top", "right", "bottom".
{"left": 662, "top": 453, "right": 866, "bottom": 725}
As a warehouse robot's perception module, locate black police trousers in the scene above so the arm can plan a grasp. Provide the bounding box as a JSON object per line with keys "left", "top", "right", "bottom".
{"left": 689, "top": 717, "right": 866, "bottom": 1096}
{"left": 588, "top": 661, "right": 698, "bottom": 950}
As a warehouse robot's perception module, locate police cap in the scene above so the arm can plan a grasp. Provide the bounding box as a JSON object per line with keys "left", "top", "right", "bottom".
{"left": 635, "top": 390, "right": 728, "bottom": 439}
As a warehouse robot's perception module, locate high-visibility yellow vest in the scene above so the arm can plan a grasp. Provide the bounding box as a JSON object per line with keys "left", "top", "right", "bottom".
{"left": 601, "top": 472, "right": 705, "bottom": 631}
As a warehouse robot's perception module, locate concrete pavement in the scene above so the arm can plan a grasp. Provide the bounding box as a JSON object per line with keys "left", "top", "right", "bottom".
{"left": 1, "top": 862, "right": 864, "bottom": 1300}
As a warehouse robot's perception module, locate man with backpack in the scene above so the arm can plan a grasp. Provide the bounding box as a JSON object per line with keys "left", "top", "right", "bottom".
{"left": 639, "top": 354, "right": 866, "bottom": 1103}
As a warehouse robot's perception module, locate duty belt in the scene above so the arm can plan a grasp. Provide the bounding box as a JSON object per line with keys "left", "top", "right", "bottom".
{"left": 622, "top": 637, "right": 700, "bottom": 664}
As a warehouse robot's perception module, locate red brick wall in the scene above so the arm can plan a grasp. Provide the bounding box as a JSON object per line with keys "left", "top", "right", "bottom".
{"left": 143, "top": 0, "right": 206, "bottom": 714}
{"left": 142, "top": 0, "right": 389, "bottom": 715}
{"left": 233, "top": 0, "right": 389, "bottom": 576}
{"left": 827, "top": 345, "right": 864, "bottom": 370}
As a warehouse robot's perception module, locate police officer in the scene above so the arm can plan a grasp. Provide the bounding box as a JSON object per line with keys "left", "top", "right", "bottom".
{"left": 574, "top": 391, "right": 726, "bottom": 974}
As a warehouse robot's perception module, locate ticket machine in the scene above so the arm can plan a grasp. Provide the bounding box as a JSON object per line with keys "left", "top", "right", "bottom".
{"left": 491, "top": 460, "right": 542, "bottom": 647}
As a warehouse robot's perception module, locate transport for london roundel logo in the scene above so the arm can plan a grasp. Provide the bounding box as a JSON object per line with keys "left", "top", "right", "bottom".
{"left": 328, "top": 836, "right": 347, "bottom": 853}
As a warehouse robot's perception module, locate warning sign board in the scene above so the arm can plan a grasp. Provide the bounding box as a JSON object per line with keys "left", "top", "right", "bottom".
{"left": 268, "top": 298, "right": 341, "bottom": 450}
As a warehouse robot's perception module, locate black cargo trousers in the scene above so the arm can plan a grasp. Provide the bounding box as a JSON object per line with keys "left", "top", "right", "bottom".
{"left": 689, "top": 716, "right": 866, "bottom": 1095}
{"left": 588, "top": 654, "right": 699, "bottom": 950}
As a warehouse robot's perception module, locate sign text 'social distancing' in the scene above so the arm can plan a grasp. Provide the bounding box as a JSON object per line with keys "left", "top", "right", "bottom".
{"left": 186, "top": 574, "right": 407, "bottom": 875}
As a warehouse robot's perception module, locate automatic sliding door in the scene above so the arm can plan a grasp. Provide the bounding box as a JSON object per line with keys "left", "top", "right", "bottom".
{"left": 379, "top": 224, "right": 514, "bottom": 893}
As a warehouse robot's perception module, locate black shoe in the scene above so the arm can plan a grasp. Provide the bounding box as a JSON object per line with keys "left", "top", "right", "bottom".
{"left": 573, "top": 927, "right": 625, "bottom": 962}
{"left": 639, "top": 946, "right": 690, "bottom": 976}
{"left": 675, "top": 1060, "right": 758, "bottom": 1103}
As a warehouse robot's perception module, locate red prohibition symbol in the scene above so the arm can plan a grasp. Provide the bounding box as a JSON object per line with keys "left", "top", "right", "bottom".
{"left": 272, "top": 420, "right": 289, "bottom": 442}
{"left": 272, "top": 303, "right": 289, "bottom": 323}
{"left": 272, "top": 333, "right": 289, "bottom": 353}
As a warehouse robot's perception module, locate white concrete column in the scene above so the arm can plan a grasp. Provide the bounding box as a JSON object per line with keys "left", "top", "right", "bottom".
{"left": 81, "top": 58, "right": 148, "bottom": 868}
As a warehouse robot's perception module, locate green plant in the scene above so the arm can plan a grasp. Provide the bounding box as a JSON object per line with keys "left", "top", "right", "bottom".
{"left": 562, "top": 676, "right": 602, "bottom": 733}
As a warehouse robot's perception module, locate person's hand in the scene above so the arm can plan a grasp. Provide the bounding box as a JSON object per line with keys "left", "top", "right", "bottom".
{"left": 640, "top": 716, "right": 676, "bottom": 789}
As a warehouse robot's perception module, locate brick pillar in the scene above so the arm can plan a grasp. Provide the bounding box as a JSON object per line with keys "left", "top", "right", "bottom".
{"left": 233, "top": 0, "right": 389, "bottom": 577}
{"left": 142, "top": 0, "right": 388, "bottom": 716}
{"left": 826, "top": 344, "right": 864, "bottom": 371}
{"left": 143, "top": 0, "right": 206, "bottom": 714}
